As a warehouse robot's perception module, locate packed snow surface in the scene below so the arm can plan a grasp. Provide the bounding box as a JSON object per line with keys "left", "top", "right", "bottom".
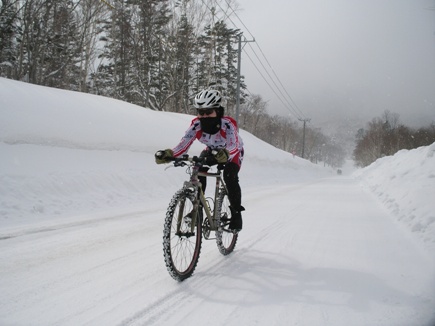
{"left": 0, "top": 77, "right": 434, "bottom": 326}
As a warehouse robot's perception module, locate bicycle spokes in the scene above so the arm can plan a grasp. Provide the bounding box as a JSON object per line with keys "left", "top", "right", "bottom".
{"left": 163, "top": 189, "right": 202, "bottom": 281}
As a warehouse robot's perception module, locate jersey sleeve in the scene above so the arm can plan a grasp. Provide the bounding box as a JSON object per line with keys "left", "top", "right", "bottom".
{"left": 223, "top": 118, "right": 243, "bottom": 160}
{"left": 172, "top": 118, "right": 201, "bottom": 157}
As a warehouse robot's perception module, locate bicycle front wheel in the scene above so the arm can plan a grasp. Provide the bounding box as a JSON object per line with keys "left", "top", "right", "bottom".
{"left": 215, "top": 189, "right": 238, "bottom": 255}
{"left": 163, "top": 189, "right": 202, "bottom": 281}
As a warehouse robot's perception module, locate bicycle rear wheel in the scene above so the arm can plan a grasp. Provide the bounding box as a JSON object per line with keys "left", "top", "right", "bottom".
{"left": 163, "top": 189, "right": 202, "bottom": 281}
{"left": 215, "top": 189, "right": 238, "bottom": 255}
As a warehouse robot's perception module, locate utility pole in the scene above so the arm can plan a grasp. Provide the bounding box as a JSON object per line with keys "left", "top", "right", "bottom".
{"left": 298, "top": 118, "right": 311, "bottom": 158}
{"left": 235, "top": 33, "right": 255, "bottom": 127}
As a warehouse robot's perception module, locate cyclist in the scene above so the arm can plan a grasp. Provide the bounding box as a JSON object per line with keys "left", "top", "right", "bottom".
{"left": 155, "top": 89, "right": 245, "bottom": 231}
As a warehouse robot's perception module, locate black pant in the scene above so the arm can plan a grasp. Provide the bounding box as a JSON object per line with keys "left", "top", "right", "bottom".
{"left": 199, "top": 154, "right": 242, "bottom": 211}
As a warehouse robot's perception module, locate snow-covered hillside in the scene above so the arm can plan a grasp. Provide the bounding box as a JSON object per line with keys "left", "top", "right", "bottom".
{"left": 0, "top": 77, "right": 332, "bottom": 228}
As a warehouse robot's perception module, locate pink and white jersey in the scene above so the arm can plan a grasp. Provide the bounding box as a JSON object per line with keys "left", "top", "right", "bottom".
{"left": 172, "top": 117, "right": 244, "bottom": 163}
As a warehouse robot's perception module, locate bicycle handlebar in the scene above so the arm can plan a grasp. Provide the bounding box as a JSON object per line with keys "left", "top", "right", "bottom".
{"left": 169, "top": 155, "right": 203, "bottom": 163}
{"left": 156, "top": 151, "right": 225, "bottom": 170}
{"left": 154, "top": 152, "right": 204, "bottom": 167}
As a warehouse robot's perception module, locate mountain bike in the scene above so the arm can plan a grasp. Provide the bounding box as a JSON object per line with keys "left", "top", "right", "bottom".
{"left": 160, "top": 153, "right": 239, "bottom": 281}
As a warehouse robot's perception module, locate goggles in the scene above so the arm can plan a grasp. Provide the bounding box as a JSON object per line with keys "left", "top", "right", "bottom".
{"left": 196, "top": 108, "right": 215, "bottom": 116}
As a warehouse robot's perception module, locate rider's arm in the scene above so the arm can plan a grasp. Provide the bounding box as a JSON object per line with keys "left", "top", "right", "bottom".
{"left": 223, "top": 118, "right": 242, "bottom": 160}
{"left": 172, "top": 119, "right": 201, "bottom": 157}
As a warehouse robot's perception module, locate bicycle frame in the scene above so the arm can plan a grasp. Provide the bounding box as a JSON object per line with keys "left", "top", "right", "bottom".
{"left": 184, "top": 163, "right": 227, "bottom": 235}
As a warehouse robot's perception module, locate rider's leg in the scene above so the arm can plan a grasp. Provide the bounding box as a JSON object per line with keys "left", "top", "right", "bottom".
{"left": 198, "top": 149, "right": 211, "bottom": 193}
{"left": 223, "top": 162, "right": 243, "bottom": 230}
{"left": 223, "top": 162, "right": 241, "bottom": 209}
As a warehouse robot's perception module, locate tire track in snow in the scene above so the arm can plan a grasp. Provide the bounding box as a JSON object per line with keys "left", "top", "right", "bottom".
{"left": 117, "top": 276, "right": 212, "bottom": 326}
{"left": 0, "top": 208, "right": 162, "bottom": 240}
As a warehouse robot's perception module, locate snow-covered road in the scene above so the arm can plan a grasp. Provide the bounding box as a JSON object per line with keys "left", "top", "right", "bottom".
{"left": 1, "top": 176, "right": 433, "bottom": 326}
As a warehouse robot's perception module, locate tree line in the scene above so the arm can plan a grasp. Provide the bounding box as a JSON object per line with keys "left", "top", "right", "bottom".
{"left": 0, "top": 0, "right": 244, "bottom": 113}
{"left": 240, "top": 94, "right": 346, "bottom": 168}
{"left": 0, "top": 0, "right": 346, "bottom": 167}
{"left": 353, "top": 110, "right": 435, "bottom": 167}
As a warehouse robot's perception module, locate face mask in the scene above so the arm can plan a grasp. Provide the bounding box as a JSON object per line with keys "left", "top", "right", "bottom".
{"left": 199, "top": 116, "right": 221, "bottom": 134}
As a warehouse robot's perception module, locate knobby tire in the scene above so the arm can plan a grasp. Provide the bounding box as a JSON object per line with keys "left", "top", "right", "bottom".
{"left": 163, "top": 189, "right": 202, "bottom": 281}
{"left": 215, "top": 188, "right": 238, "bottom": 255}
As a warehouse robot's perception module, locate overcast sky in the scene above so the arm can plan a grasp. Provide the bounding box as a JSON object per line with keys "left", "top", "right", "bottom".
{"left": 233, "top": 0, "right": 435, "bottom": 128}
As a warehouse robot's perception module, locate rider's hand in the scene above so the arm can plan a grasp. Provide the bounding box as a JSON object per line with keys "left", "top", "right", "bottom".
{"left": 155, "top": 149, "right": 173, "bottom": 164}
{"left": 213, "top": 149, "right": 229, "bottom": 163}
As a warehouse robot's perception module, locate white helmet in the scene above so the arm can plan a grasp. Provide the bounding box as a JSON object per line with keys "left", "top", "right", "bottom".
{"left": 194, "top": 89, "right": 222, "bottom": 109}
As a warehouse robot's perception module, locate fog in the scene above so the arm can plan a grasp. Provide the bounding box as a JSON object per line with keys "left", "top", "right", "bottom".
{"left": 235, "top": 0, "right": 435, "bottom": 129}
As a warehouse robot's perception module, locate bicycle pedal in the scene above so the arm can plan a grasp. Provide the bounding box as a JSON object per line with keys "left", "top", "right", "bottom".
{"left": 222, "top": 228, "right": 238, "bottom": 234}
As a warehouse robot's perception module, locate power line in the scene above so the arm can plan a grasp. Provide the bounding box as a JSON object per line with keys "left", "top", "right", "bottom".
{"left": 244, "top": 37, "right": 306, "bottom": 119}
{"left": 221, "top": 0, "right": 308, "bottom": 120}
{"left": 180, "top": 0, "right": 307, "bottom": 120}
{"left": 251, "top": 42, "right": 306, "bottom": 118}
{"left": 223, "top": 1, "right": 305, "bottom": 117}
{"left": 245, "top": 42, "right": 304, "bottom": 120}
{"left": 224, "top": 0, "right": 255, "bottom": 39}
{"left": 242, "top": 49, "right": 303, "bottom": 119}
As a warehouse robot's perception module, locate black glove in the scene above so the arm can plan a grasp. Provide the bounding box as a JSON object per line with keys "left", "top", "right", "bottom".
{"left": 203, "top": 155, "right": 218, "bottom": 166}
{"left": 155, "top": 149, "right": 173, "bottom": 164}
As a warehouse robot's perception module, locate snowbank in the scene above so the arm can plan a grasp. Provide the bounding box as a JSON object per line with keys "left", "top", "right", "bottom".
{"left": 353, "top": 143, "right": 435, "bottom": 251}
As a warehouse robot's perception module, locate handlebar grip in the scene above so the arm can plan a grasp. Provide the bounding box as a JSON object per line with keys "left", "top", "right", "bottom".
{"left": 170, "top": 154, "right": 188, "bottom": 162}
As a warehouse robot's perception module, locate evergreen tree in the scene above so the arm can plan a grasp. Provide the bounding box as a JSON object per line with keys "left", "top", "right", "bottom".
{"left": 92, "top": 0, "right": 135, "bottom": 101}
{"left": 10, "top": 0, "right": 80, "bottom": 88}
{"left": 166, "top": 12, "right": 195, "bottom": 113}
{"left": 43, "top": 0, "right": 79, "bottom": 89}
{"left": 196, "top": 20, "right": 243, "bottom": 115}
{"left": 128, "top": 0, "right": 172, "bottom": 109}
{"left": 0, "top": 0, "right": 21, "bottom": 79}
